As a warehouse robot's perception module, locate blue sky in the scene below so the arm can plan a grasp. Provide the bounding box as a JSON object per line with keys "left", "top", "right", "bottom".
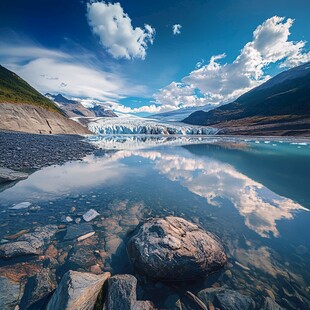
{"left": 0, "top": 0, "right": 310, "bottom": 114}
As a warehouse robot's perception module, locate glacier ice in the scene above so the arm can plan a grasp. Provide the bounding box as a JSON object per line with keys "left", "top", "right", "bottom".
{"left": 87, "top": 117, "right": 219, "bottom": 135}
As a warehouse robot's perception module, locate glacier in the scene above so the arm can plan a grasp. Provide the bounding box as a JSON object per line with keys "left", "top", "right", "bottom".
{"left": 86, "top": 116, "right": 219, "bottom": 135}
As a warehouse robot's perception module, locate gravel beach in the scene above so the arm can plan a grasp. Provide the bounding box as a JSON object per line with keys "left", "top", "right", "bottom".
{"left": 0, "top": 131, "right": 96, "bottom": 170}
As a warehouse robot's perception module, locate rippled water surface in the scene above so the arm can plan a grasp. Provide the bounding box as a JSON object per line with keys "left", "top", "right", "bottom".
{"left": 0, "top": 136, "right": 310, "bottom": 309}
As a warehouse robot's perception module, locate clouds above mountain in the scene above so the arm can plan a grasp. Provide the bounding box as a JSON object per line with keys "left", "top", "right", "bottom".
{"left": 87, "top": 2, "right": 155, "bottom": 60}
{"left": 154, "top": 16, "right": 310, "bottom": 109}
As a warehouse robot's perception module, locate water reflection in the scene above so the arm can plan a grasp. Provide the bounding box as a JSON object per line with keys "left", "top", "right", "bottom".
{"left": 110, "top": 148, "right": 307, "bottom": 238}
{"left": 1, "top": 140, "right": 308, "bottom": 239}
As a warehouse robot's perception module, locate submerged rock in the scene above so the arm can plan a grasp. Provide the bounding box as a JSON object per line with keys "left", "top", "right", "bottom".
{"left": 198, "top": 288, "right": 255, "bottom": 310}
{"left": 215, "top": 290, "right": 255, "bottom": 310}
{"left": 47, "top": 270, "right": 110, "bottom": 310}
{"left": 261, "top": 297, "right": 283, "bottom": 310}
{"left": 0, "top": 167, "right": 28, "bottom": 183}
{"left": 64, "top": 223, "right": 94, "bottom": 241}
{"left": 105, "top": 274, "right": 154, "bottom": 310}
{"left": 0, "top": 225, "right": 58, "bottom": 259}
{"left": 9, "top": 201, "right": 31, "bottom": 210}
{"left": 127, "top": 216, "right": 227, "bottom": 281}
{"left": 83, "top": 209, "right": 100, "bottom": 222}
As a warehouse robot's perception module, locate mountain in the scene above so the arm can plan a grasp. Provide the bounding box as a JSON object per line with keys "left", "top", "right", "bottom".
{"left": 88, "top": 104, "right": 117, "bottom": 117}
{"left": 149, "top": 104, "right": 215, "bottom": 122}
{"left": 0, "top": 65, "right": 90, "bottom": 134}
{"left": 46, "top": 93, "right": 117, "bottom": 118}
{"left": 0, "top": 66, "right": 62, "bottom": 114}
{"left": 183, "top": 62, "right": 310, "bottom": 136}
{"left": 46, "top": 93, "right": 96, "bottom": 117}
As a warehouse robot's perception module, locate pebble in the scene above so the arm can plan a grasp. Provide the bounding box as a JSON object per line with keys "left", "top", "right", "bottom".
{"left": 0, "top": 131, "right": 96, "bottom": 170}
{"left": 82, "top": 209, "right": 100, "bottom": 222}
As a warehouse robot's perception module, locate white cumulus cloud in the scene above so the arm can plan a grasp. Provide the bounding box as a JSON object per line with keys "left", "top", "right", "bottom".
{"left": 87, "top": 1, "right": 155, "bottom": 60}
{"left": 154, "top": 16, "right": 310, "bottom": 109}
{"left": 172, "top": 24, "right": 182, "bottom": 35}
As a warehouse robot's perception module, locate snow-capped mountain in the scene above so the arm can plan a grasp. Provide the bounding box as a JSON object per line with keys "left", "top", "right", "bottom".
{"left": 45, "top": 93, "right": 117, "bottom": 118}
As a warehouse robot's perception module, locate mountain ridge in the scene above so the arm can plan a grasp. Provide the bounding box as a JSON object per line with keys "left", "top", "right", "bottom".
{"left": 183, "top": 62, "right": 310, "bottom": 135}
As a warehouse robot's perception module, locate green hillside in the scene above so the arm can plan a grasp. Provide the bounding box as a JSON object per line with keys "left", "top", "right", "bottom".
{"left": 0, "top": 65, "right": 62, "bottom": 114}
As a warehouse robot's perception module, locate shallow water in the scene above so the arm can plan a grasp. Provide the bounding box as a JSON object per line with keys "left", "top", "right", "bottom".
{"left": 0, "top": 136, "right": 310, "bottom": 309}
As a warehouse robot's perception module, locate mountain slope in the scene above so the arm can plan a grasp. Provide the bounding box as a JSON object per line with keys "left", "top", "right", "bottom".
{"left": 46, "top": 93, "right": 118, "bottom": 118}
{"left": 183, "top": 62, "right": 310, "bottom": 135}
{"left": 0, "top": 66, "right": 90, "bottom": 134}
{"left": 0, "top": 66, "right": 62, "bottom": 114}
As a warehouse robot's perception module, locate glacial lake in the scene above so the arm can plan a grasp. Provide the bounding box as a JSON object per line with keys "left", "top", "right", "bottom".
{"left": 0, "top": 135, "right": 310, "bottom": 309}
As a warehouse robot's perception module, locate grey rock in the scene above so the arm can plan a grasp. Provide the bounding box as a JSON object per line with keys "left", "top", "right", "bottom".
{"left": 0, "top": 225, "right": 58, "bottom": 259}
{"left": 0, "top": 276, "right": 24, "bottom": 310}
{"left": 24, "top": 269, "right": 56, "bottom": 309}
{"left": 261, "top": 297, "right": 283, "bottom": 310}
{"left": 198, "top": 288, "right": 254, "bottom": 310}
{"left": 9, "top": 201, "right": 31, "bottom": 210}
{"left": 0, "top": 241, "right": 38, "bottom": 258}
{"left": 105, "top": 274, "right": 154, "bottom": 310}
{"left": 127, "top": 216, "right": 227, "bottom": 281}
{"left": 82, "top": 209, "right": 100, "bottom": 222}
{"left": 47, "top": 270, "right": 110, "bottom": 310}
{"left": 61, "top": 216, "right": 73, "bottom": 223}
{"left": 215, "top": 290, "right": 255, "bottom": 310}
{"left": 64, "top": 223, "right": 94, "bottom": 241}
{"left": 19, "top": 225, "right": 58, "bottom": 249}
{"left": 0, "top": 167, "right": 28, "bottom": 183}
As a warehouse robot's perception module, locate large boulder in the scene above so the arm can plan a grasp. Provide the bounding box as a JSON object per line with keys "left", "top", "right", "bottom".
{"left": 105, "top": 274, "right": 154, "bottom": 310}
{"left": 127, "top": 216, "right": 227, "bottom": 281}
{"left": 47, "top": 271, "right": 110, "bottom": 310}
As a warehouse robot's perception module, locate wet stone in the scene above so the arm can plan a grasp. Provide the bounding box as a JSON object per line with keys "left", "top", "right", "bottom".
{"left": 215, "top": 290, "right": 255, "bottom": 310}
{"left": 105, "top": 274, "right": 154, "bottom": 310}
{"left": 261, "top": 297, "right": 283, "bottom": 310}
{"left": 9, "top": 202, "right": 31, "bottom": 210}
{"left": 127, "top": 216, "right": 227, "bottom": 281}
{"left": 64, "top": 223, "right": 94, "bottom": 241}
{"left": 0, "top": 167, "right": 28, "bottom": 183}
{"left": 22, "top": 268, "right": 56, "bottom": 310}
{"left": 69, "top": 244, "right": 98, "bottom": 268}
{"left": 0, "top": 276, "right": 23, "bottom": 310}
{"left": 82, "top": 209, "right": 100, "bottom": 222}
{"left": 47, "top": 271, "right": 110, "bottom": 310}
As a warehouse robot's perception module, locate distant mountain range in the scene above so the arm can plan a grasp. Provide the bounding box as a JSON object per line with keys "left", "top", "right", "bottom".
{"left": 183, "top": 62, "right": 310, "bottom": 136}
{"left": 150, "top": 104, "right": 215, "bottom": 122}
{"left": 45, "top": 93, "right": 117, "bottom": 118}
{"left": 0, "top": 65, "right": 90, "bottom": 134}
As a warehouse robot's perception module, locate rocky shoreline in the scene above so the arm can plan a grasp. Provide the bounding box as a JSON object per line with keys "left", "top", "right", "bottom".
{"left": 0, "top": 130, "right": 96, "bottom": 171}
{"left": 0, "top": 215, "right": 284, "bottom": 309}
